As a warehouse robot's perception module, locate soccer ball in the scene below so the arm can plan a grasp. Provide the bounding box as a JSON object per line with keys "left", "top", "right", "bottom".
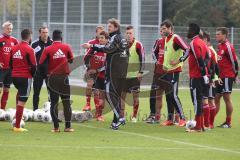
{"left": 22, "top": 110, "right": 29, "bottom": 121}
{"left": 25, "top": 109, "right": 34, "bottom": 121}
{"left": 33, "top": 109, "right": 44, "bottom": 121}
{"left": 42, "top": 112, "right": 52, "bottom": 123}
{"left": 0, "top": 109, "right": 6, "bottom": 120}
{"left": 43, "top": 101, "right": 51, "bottom": 112}
{"left": 4, "top": 108, "right": 16, "bottom": 121}
{"left": 75, "top": 111, "right": 85, "bottom": 122}
{"left": 186, "top": 120, "right": 197, "bottom": 130}
{"left": 71, "top": 110, "right": 77, "bottom": 121}
{"left": 75, "top": 111, "right": 93, "bottom": 122}
{"left": 12, "top": 118, "right": 25, "bottom": 128}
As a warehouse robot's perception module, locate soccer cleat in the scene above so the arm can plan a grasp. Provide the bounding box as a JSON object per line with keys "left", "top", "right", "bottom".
{"left": 13, "top": 127, "right": 28, "bottom": 132}
{"left": 110, "top": 122, "right": 119, "bottom": 130}
{"left": 131, "top": 117, "right": 137, "bottom": 123}
{"left": 186, "top": 127, "right": 203, "bottom": 133}
{"left": 144, "top": 115, "right": 155, "bottom": 124}
{"left": 178, "top": 119, "right": 186, "bottom": 127}
{"left": 64, "top": 128, "right": 75, "bottom": 132}
{"left": 82, "top": 105, "right": 91, "bottom": 111}
{"left": 204, "top": 127, "right": 211, "bottom": 131}
{"left": 209, "top": 124, "right": 214, "bottom": 129}
{"left": 217, "top": 122, "right": 231, "bottom": 128}
{"left": 51, "top": 128, "right": 60, "bottom": 133}
{"left": 161, "top": 120, "right": 174, "bottom": 126}
{"left": 96, "top": 115, "right": 105, "bottom": 122}
{"left": 119, "top": 118, "right": 126, "bottom": 125}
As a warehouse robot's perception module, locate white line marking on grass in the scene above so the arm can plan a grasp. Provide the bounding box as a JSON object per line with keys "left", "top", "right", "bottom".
{"left": 79, "top": 124, "right": 240, "bottom": 155}
{"left": 0, "top": 144, "right": 218, "bottom": 151}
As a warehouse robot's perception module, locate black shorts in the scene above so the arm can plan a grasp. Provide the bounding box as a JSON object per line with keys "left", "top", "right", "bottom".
{"left": 190, "top": 78, "right": 209, "bottom": 99}
{"left": 0, "top": 69, "right": 12, "bottom": 88}
{"left": 216, "top": 77, "right": 234, "bottom": 94}
{"left": 208, "top": 85, "right": 216, "bottom": 99}
{"left": 122, "top": 78, "right": 140, "bottom": 93}
{"left": 12, "top": 77, "right": 32, "bottom": 102}
{"left": 152, "top": 73, "right": 171, "bottom": 92}
{"left": 93, "top": 77, "right": 105, "bottom": 90}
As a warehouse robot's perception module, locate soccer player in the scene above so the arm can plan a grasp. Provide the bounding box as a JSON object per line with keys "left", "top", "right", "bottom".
{"left": 39, "top": 30, "right": 74, "bottom": 132}
{"left": 83, "top": 30, "right": 108, "bottom": 121}
{"left": 10, "top": 29, "right": 36, "bottom": 132}
{"left": 82, "top": 18, "right": 128, "bottom": 130}
{"left": 144, "top": 28, "right": 165, "bottom": 123}
{"left": 160, "top": 20, "right": 188, "bottom": 127}
{"left": 202, "top": 31, "right": 218, "bottom": 129}
{"left": 186, "top": 23, "right": 209, "bottom": 132}
{"left": 31, "top": 26, "right": 52, "bottom": 111}
{"left": 0, "top": 21, "right": 18, "bottom": 110}
{"left": 120, "top": 25, "right": 145, "bottom": 123}
{"left": 215, "top": 27, "right": 238, "bottom": 128}
{"left": 82, "top": 25, "right": 105, "bottom": 111}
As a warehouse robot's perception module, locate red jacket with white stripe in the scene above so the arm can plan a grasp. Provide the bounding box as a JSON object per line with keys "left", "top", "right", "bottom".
{"left": 189, "top": 36, "right": 209, "bottom": 78}
{"left": 10, "top": 41, "right": 36, "bottom": 78}
{"left": 39, "top": 41, "right": 74, "bottom": 75}
{"left": 0, "top": 34, "right": 18, "bottom": 69}
{"left": 217, "top": 40, "right": 238, "bottom": 78}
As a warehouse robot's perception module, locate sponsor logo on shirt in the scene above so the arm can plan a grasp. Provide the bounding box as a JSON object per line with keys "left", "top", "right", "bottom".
{"left": 13, "top": 50, "right": 23, "bottom": 59}
{"left": 53, "top": 49, "right": 66, "bottom": 59}
{"left": 34, "top": 45, "right": 41, "bottom": 53}
{"left": 3, "top": 47, "right": 11, "bottom": 53}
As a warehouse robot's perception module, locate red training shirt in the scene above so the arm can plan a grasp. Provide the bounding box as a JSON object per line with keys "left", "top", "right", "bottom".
{"left": 39, "top": 41, "right": 74, "bottom": 75}
{"left": 0, "top": 34, "right": 18, "bottom": 69}
{"left": 10, "top": 41, "right": 36, "bottom": 78}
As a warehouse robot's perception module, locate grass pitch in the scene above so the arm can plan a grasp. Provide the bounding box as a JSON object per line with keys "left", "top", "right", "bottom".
{"left": 0, "top": 87, "right": 240, "bottom": 160}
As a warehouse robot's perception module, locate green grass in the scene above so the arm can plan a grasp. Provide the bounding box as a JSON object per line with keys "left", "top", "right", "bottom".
{"left": 1, "top": 87, "right": 240, "bottom": 160}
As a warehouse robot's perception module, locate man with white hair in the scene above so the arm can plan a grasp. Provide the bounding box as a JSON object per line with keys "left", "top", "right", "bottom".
{"left": 0, "top": 21, "right": 18, "bottom": 110}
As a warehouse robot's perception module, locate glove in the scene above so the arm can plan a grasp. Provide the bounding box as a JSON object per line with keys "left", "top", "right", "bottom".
{"left": 0, "top": 41, "right": 6, "bottom": 47}
{"left": 203, "top": 75, "right": 209, "bottom": 84}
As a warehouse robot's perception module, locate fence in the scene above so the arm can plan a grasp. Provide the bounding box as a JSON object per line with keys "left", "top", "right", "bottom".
{"left": 1, "top": 0, "right": 240, "bottom": 86}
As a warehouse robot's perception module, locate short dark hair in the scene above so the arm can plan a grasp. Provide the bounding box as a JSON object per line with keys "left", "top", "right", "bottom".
{"left": 202, "top": 31, "right": 211, "bottom": 42}
{"left": 39, "top": 26, "right": 48, "bottom": 33}
{"left": 107, "top": 18, "right": 120, "bottom": 29}
{"left": 188, "top": 23, "right": 200, "bottom": 35}
{"left": 52, "top": 30, "right": 62, "bottom": 41}
{"left": 216, "top": 27, "right": 228, "bottom": 36}
{"left": 161, "top": 19, "right": 173, "bottom": 29}
{"left": 126, "top": 25, "right": 134, "bottom": 30}
{"left": 21, "top": 29, "right": 32, "bottom": 40}
{"left": 99, "top": 31, "right": 109, "bottom": 39}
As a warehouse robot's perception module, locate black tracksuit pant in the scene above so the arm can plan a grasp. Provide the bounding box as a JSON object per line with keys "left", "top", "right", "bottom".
{"left": 105, "top": 77, "right": 125, "bottom": 123}
{"left": 33, "top": 70, "right": 48, "bottom": 111}
{"left": 47, "top": 75, "right": 72, "bottom": 129}
{"left": 164, "top": 72, "right": 185, "bottom": 120}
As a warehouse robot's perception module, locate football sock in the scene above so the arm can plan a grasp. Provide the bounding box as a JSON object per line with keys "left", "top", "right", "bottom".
{"left": 203, "top": 104, "right": 210, "bottom": 127}
{"left": 0, "top": 90, "right": 9, "bottom": 110}
{"left": 209, "top": 104, "right": 216, "bottom": 126}
{"left": 15, "top": 104, "right": 24, "bottom": 128}
{"left": 226, "top": 116, "right": 231, "bottom": 125}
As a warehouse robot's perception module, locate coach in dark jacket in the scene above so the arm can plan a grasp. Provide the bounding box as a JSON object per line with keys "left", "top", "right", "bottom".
{"left": 82, "top": 18, "right": 129, "bottom": 130}
{"left": 31, "top": 26, "right": 52, "bottom": 111}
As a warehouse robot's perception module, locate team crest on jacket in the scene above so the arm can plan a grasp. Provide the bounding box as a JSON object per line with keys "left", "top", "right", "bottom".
{"left": 13, "top": 50, "right": 23, "bottom": 59}
{"left": 53, "top": 49, "right": 66, "bottom": 59}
